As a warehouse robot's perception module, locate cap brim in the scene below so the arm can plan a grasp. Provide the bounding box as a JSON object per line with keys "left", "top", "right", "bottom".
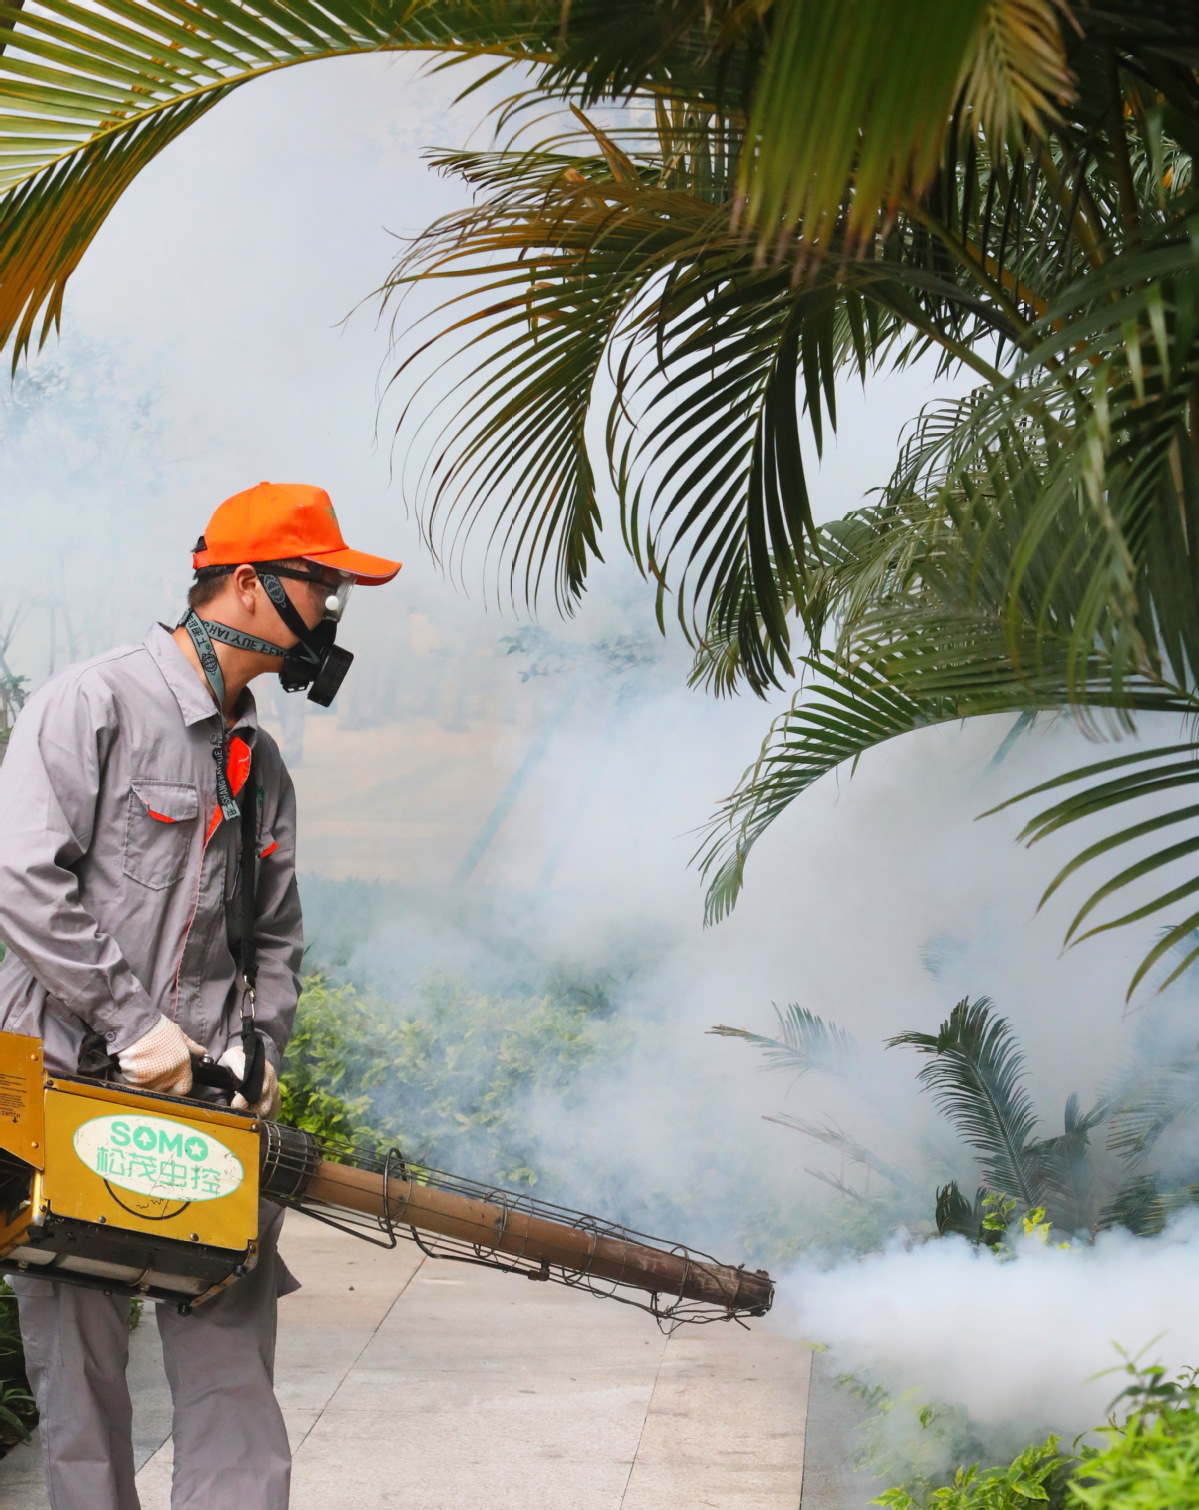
{"left": 302, "top": 547, "right": 402, "bottom": 585}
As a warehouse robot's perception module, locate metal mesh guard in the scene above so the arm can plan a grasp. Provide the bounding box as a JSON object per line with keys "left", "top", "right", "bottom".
{"left": 260, "top": 1127, "right": 772, "bottom": 1332}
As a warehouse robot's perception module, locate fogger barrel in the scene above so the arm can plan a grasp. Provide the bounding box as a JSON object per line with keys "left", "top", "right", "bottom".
{"left": 259, "top": 1126, "right": 773, "bottom": 1318}
{"left": 0, "top": 1030, "right": 773, "bottom": 1327}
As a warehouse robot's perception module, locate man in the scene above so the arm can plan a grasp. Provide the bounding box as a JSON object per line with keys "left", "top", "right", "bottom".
{"left": 0, "top": 481, "right": 400, "bottom": 1510}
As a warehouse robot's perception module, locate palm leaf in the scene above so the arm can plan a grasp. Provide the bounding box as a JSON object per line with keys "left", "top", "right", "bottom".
{"left": 383, "top": 142, "right": 743, "bottom": 611}
{"left": 0, "top": 0, "right": 550, "bottom": 359}
{"left": 1025, "top": 1090, "right": 1108, "bottom": 1233}
{"left": 888, "top": 996, "right": 1042, "bottom": 1206}
{"left": 985, "top": 743, "right": 1199, "bottom": 996}
{"left": 1098, "top": 1174, "right": 1169, "bottom": 1237}
{"left": 698, "top": 655, "right": 962, "bottom": 923}
{"left": 936, "top": 1180, "right": 992, "bottom": 1242}
{"left": 708, "top": 1002, "right": 860, "bottom": 1077}
{"left": 1107, "top": 1056, "right": 1199, "bottom": 1166}
{"left": 764, "top": 1111, "right": 914, "bottom": 1191}
{"left": 739, "top": 0, "right": 1075, "bottom": 254}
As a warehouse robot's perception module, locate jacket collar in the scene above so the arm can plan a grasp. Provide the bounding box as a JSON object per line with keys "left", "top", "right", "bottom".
{"left": 144, "top": 623, "right": 260, "bottom": 737}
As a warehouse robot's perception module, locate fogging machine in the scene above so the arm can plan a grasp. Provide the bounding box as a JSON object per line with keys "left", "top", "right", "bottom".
{"left": 0, "top": 1030, "right": 773, "bottom": 1328}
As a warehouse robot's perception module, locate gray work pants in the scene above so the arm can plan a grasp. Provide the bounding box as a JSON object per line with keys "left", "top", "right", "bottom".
{"left": 11, "top": 1201, "right": 294, "bottom": 1510}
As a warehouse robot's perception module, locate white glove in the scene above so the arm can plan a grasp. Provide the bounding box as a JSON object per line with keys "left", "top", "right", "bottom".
{"left": 218, "top": 1043, "right": 281, "bottom": 1120}
{"left": 117, "top": 1015, "right": 205, "bottom": 1095}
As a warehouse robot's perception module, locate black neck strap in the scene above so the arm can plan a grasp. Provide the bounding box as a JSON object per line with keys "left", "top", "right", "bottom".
{"left": 179, "top": 612, "right": 240, "bottom": 823}
{"left": 233, "top": 749, "right": 265, "bottom": 1106}
{"left": 178, "top": 607, "right": 292, "bottom": 822}
{"left": 256, "top": 572, "right": 322, "bottom": 667}
{"left": 177, "top": 610, "right": 269, "bottom": 1105}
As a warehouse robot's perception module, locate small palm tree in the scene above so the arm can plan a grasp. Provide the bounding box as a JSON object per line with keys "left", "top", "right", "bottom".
{"left": 716, "top": 994, "right": 1199, "bottom": 1242}
{"left": 889, "top": 999, "right": 1109, "bottom": 1240}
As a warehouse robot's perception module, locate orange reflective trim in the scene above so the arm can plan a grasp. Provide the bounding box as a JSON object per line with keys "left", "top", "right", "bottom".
{"left": 202, "top": 735, "right": 254, "bottom": 853}
{"left": 227, "top": 736, "right": 251, "bottom": 797}
{"left": 146, "top": 809, "right": 178, "bottom": 824}
{"left": 259, "top": 841, "right": 278, "bottom": 859}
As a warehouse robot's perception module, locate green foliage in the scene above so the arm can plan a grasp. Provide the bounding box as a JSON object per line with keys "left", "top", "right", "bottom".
{"left": 721, "top": 994, "right": 1199, "bottom": 1241}
{"left": 1071, "top": 1367, "right": 1199, "bottom": 1510}
{"left": 867, "top": 1365, "right": 1199, "bottom": 1510}
{"left": 709, "top": 1003, "right": 862, "bottom": 1078}
{"left": 1072, "top": 1408, "right": 1199, "bottom": 1509}
{"left": 891, "top": 1000, "right": 1042, "bottom": 1207}
{"left": 874, "top": 1438, "right": 1072, "bottom": 1510}
{"left": 277, "top": 978, "right": 384, "bottom": 1146}
{"left": 280, "top": 971, "right": 620, "bottom": 1183}
{"left": 847, "top": 1378, "right": 1006, "bottom": 1501}
{"left": 0, "top": 1280, "right": 36, "bottom": 1454}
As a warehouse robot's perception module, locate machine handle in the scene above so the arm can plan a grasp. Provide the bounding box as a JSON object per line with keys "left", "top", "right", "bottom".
{"left": 238, "top": 1030, "right": 267, "bottom": 1108}
{"left": 189, "top": 1054, "right": 242, "bottom": 1097}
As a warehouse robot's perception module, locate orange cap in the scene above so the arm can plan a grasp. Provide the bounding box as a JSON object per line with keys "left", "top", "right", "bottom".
{"left": 193, "top": 482, "right": 401, "bottom": 585}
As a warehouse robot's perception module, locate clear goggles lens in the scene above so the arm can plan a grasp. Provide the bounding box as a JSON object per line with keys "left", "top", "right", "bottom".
{"left": 321, "top": 574, "right": 354, "bottom": 622}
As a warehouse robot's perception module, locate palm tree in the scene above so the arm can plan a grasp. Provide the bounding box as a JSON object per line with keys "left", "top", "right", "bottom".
{"left": 715, "top": 995, "right": 1199, "bottom": 1242}
{"left": 1, "top": 2, "right": 1197, "bottom": 987}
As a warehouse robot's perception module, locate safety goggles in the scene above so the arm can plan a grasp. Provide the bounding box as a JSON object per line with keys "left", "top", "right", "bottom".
{"left": 251, "top": 563, "right": 355, "bottom": 622}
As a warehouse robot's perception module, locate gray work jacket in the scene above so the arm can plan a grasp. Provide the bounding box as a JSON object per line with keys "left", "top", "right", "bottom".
{"left": 0, "top": 624, "right": 303, "bottom": 1075}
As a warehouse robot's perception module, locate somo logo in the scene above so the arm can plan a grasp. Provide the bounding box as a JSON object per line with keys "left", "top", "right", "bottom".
{"left": 73, "top": 1114, "right": 244, "bottom": 1201}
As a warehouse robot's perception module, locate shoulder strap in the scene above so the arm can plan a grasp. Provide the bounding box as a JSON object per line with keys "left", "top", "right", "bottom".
{"left": 238, "top": 762, "right": 258, "bottom": 991}
{"left": 234, "top": 754, "right": 266, "bottom": 1106}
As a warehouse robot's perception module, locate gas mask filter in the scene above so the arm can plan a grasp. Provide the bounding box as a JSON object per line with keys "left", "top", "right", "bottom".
{"left": 278, "top": 620, "right": 354, "bottom": 705}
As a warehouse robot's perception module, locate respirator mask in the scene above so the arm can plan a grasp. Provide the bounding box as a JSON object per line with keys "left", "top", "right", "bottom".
{"left": 182, "top": 561, "right": 356, "bottom": 709}
{"left": 255, "top": 565, "right": 355, "bottom": 707}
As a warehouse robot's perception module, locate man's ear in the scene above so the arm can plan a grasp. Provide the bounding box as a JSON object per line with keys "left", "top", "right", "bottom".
{"left": 230, "top": 564, "right": 259, "bottom": 607}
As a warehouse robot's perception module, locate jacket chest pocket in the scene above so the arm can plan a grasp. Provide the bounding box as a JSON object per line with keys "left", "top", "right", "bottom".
{"left": 124, "top": 780, "right": 199, "bottom": 890}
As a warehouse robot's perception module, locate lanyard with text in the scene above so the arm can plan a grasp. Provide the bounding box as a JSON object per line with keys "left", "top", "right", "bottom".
{"left": 178, "top": 610, "right": 268, "bottom": 1106}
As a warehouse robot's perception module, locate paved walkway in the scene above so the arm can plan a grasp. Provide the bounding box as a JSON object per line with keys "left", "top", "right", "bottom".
{"left": 0, "top": 1212, "right": 811, "bottom": 1508}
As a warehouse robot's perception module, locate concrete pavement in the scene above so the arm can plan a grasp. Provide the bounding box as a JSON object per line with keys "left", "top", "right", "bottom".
{"left": 0, "top": 1211, "right": 812, "bottom": 1508}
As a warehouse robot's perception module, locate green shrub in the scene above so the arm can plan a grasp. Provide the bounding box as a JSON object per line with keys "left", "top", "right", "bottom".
{"left": 279, "top": 971, "right": 619, "bottom": 1183}
{"left": 869, "top": 1367, "right": 1199, "bottom": 1510}
{"left": 278, "top": 976, "right": 384, "bottom": 1145}
{"left": 1070, "top": 1369, "right": 1199, "bottom": 1510}
{"left": 0, "top": 1280, "right": 36, "bottom": 1453}
{"left": 874, "top": 1439, "right": 1072, "bottom": 1510}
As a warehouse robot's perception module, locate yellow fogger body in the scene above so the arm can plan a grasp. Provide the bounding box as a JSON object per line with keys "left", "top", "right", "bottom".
{"left": 0, "top": 1030, "right": 261, "bottom": 1310}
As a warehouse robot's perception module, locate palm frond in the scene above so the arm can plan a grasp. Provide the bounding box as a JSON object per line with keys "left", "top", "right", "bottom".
{"left": 385, "top": 136, "right": 752, "bottom": 605}
{"left": 1097, "top": 1173, "right": 1169, "bottom": 1236}
{"left": 695, "top": 203, "right": 1199, "bottom": 973}
{"left": 960, "top": 1, "right": 1079, "bottom": 145}
{"left": 385, "top": 133, "right": 868, "bottom": 625}
{"left": 936, "top": 1179, "right": 991, "bottom": 1242}
{"left": 1107, "top": 1057, "right": 1199, "bottom": 1165}
{"left": 708, "top": 1002, "right": 860, "bottom": 1078}
{"left": 985, "top": 743, "right": 1199, "bottom": 997}
{"left": 739, "top": 0, "right": 1074, "bottom": 254}
{"left": 386, "top": 105, "right": 1113, "bottom": 654}
{"left": 764, "top": 1111, "right": 913, "bottom": 1191}
{"left": 888, "top": 996, "right": 1041, "bottom": 1205}
{"left": 698, "top": 655, "right": 960, "bottom": 923}
{"left": 0, "top": 0, "right": 550, "bottom": 359}
{"left": 697, "top": 618, "right": 1196, "bottom": 925}
{"left": 1025, "top": 1090, "right": 1108, "bottom": 1233}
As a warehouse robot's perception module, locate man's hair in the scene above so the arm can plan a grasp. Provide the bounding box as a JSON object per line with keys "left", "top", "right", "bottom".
{"left": 187, "top": 568, "right": 232, "bottom": 612}
{"left": 187, "top": 558, "right": 311, "bottom": 614}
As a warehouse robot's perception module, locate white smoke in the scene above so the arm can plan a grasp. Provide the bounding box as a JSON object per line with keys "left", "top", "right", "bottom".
{"left": 13, "top": 45, "right": 1199, "bottom": 1465}
{"left": 783, "top": 1215, "right": 1199, "bottom": 1438}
